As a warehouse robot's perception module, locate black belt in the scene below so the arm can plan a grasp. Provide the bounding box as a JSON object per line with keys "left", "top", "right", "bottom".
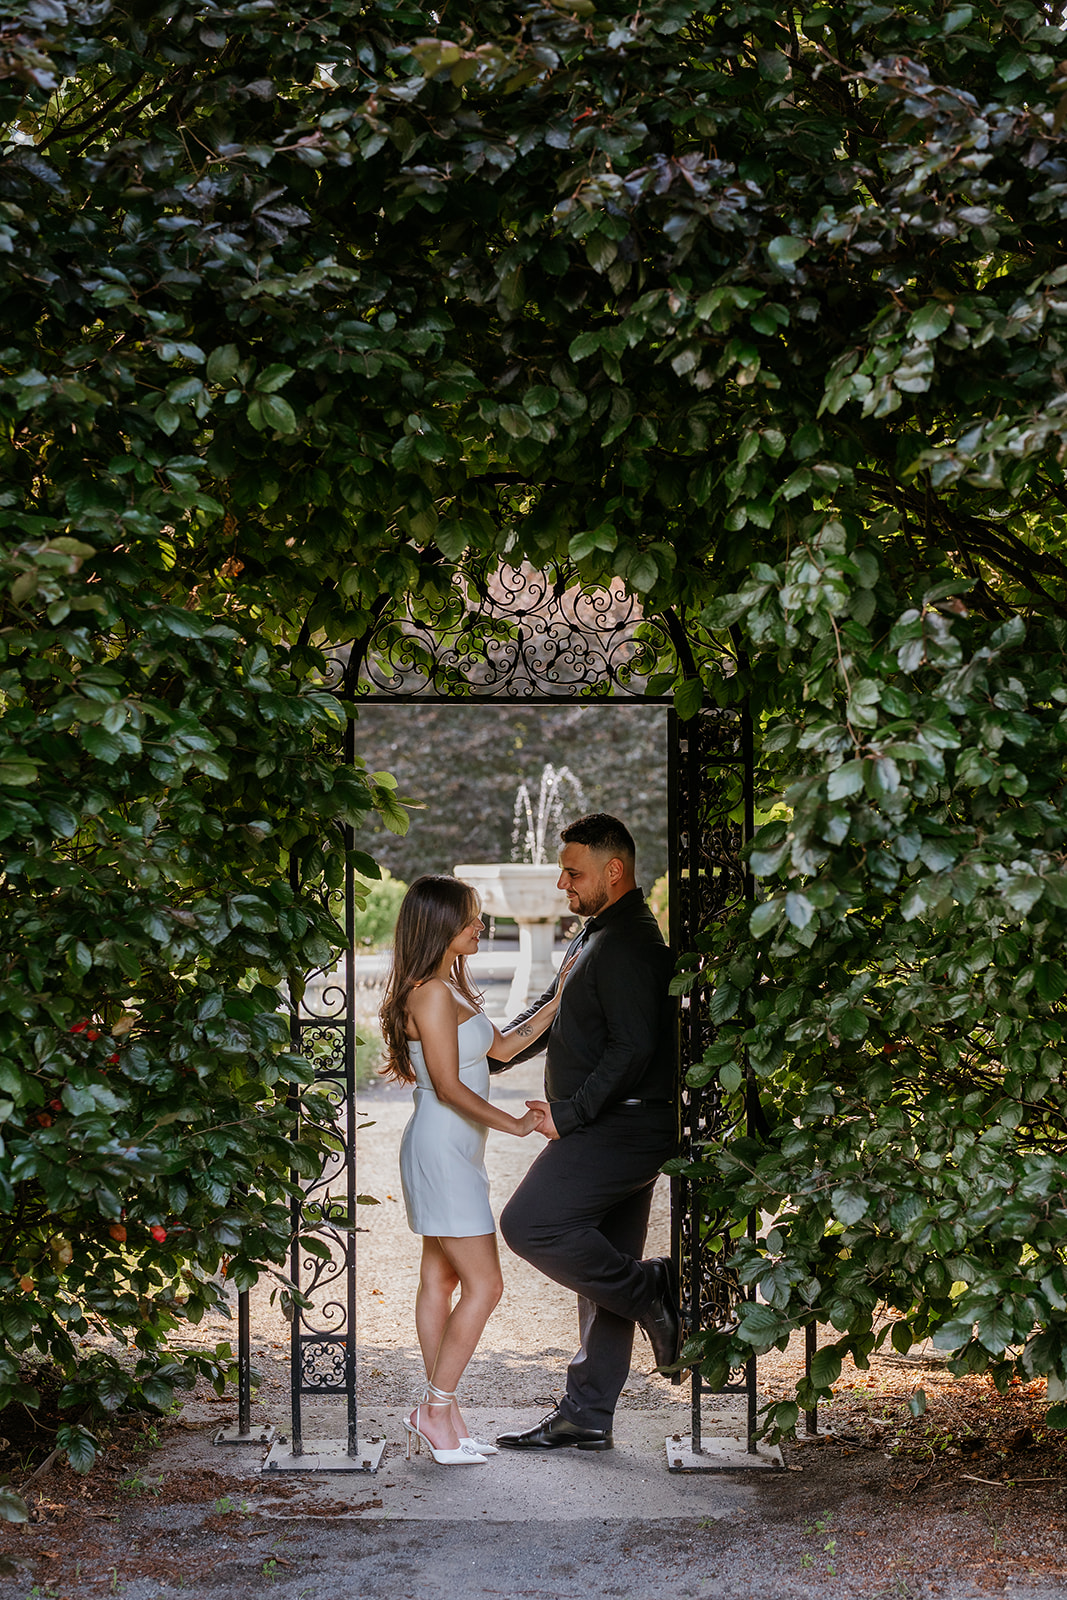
{"left": 619, "top": 1097, "right": 673, "bottom": 1107}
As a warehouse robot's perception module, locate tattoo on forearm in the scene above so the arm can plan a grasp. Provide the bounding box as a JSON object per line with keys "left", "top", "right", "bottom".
{"left": 515, "top": 1024, "right": 533, "bottom": 1038}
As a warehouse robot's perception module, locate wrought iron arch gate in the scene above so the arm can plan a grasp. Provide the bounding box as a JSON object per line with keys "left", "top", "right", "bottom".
{"left": 247, "top": 559, "right": 756, "bottom": 1472}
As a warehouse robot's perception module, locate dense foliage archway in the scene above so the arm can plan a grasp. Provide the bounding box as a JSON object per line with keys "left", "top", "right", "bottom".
{"left": 5, "top": 0, "right": 1067, "bottom": 1477}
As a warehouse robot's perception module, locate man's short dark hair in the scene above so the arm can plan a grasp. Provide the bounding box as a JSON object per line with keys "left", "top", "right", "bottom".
{"left": 560, "top": 812, "right": 636, "bottom": 865}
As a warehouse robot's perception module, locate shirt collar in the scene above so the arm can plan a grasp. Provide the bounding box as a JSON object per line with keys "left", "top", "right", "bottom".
{"left": 585, "top": 886, "right": 645, "bottom": 933}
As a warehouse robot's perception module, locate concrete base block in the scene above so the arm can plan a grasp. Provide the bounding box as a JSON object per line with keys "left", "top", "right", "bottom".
{"left": 262, "top": 1436, "right": 385, "bottom": 1474}
{"left": 665, "top": 1434, "right": 783, "bottom": 1472}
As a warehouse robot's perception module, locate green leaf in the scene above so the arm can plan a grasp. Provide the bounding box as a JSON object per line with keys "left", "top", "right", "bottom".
{"left": 58, "top": 1423, "right": 97, "bottom": 1475}
{"left": 0, "top": 1489, "right": 28, "bottom": 1524}
{"left": 749, "top": 899, "right": 781, "bottom": 937}
{"left": 771, "top": 1400, "right": 799, "bottom": 1435}
{"left": 628, "top": 552, "right": 658, "bottom": 593}
{"left": 827, "top": 761, "right": 864, "bottom": 800}
{"left": 831, "top": 1186, "right": 869, "bottom": 1224}
{"left": 890, "top": 1320, "right": 913, "bottom": 1355}
{"left": 524, "top": 385, "right": 559, "bottom": 416}
{"left": 248, "top": 394, "right": 296, "bottom": 433}
{"left": 569, "top": 524, "right": 616, "bottom": 560}
{"left": 809, "top": 1346, "right": 842, "bottom": 1388}
{"left": 837, "top": 1007, "right": 869, "bottom": 1040}
{"left": 997, "top": 46, "right": 1030, "bottom": 82}
{"left": 261, "top": 394, "right": 298, "bottom": 433}
{"left": 95, "top": 1365, "right": 131, "bottom": 1412}
{"left": 865, "top": 755, "right": 900, "bottom": 799}
{"left": 1035, "top": 962, "right": 1067, "bottom": 1004}
{"left": 932, "top": 1317, "right": 976, "bottom": 1351}
{"left": 709, "top": 983, "right": 740, "bottom": 1024}
{"left": 767, "top": 236, "right": 809, "bottom": 272}
{"left": 736, "top": 1302, "right": 785, "bottom": 1345}
{"left": 907, "top": 303, "right": 952, "bottom": 342}
{"left": 374, "top": 787, "right": 410, "bottom": 837}
{"left": 42, "top": 799, "right": 79, "bottom": 837}
{"left": 0, "top": 759, "right": 38, "bottom": 786}
{"left": 498, "top": 405, "right": 532, "bottom": 438}
{"left": 673, "top": 677, "right": 703, "bottom": 720}
{"left": 10, "top": 570, "right": 39, "bottom": 605}
{"left": 82, "top": 727, "right": 125, "bottom": 764}
{"left": 756, "top": 49, "right": 789, "bottom": 83}
{"left": 255, "top": 364, "right": 295, "bottom": 394}
{"left": 166, "top": 375, "right": 203, "bottom": 405}
{"left": 206, "top": 344, "right": 241, "bottom": 383}
{"left": 784, "top": 892, "right": 813, "bottom": 929}
{"left": 976, "top": 1304, "right": 1014, "bottom": 1355}
{"left": 908, "top": 1388, "right": 928, "bottom": 1418}
{"left": 47, "top": 536, "right": 97, "bottom": 558}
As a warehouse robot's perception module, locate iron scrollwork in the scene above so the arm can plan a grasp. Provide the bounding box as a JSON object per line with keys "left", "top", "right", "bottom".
{"left": 341, "top": 558, "right": 717, "bottom": 702}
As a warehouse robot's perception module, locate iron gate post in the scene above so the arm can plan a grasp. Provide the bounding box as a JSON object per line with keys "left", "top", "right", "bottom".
{"left": 263, "top": 755, "right": 383, "bottom": 1473}
{"left": 805, "top": 1323, "right": 819, "bottom": 1436}
{"left": 665, "top": 700, "right": 781, "bottom": 1472}
{"left": 343, "top": 809, "right": 359, "bottom": 1459}
{"left": 212, "top": 1287, "right": 276, "bottom": 1447}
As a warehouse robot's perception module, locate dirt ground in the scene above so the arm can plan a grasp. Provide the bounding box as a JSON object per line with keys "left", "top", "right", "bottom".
{"left": 1, "top": 1052, "right": 1066, "bottom": 1598}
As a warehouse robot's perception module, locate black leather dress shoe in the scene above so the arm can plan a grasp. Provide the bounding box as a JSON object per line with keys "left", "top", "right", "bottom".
{"left": 496, "top": 1411, "right": 613, "bottom": 1452}
{"left": 638, "top": 1256, "right": 681, "bottom": 1371}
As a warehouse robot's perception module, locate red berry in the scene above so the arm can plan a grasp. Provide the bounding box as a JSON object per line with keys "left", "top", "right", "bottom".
{"left": 86, "top": 1029, "right": 100, "bottom": 1041}
{"left": 150, "top": 1225, "right": 167, "bottom": 1243}
{"left": 108, "top": 1053, "right": 119, "bottom": 1065}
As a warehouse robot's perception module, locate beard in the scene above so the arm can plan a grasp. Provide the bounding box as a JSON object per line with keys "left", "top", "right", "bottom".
{"left": 570, "top": 881, "right": 609, "bottom": 918}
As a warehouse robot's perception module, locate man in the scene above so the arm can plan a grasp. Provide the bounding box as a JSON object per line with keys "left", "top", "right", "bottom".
{"left": 490, "top": 812, "right": 680, "bottom": 1453}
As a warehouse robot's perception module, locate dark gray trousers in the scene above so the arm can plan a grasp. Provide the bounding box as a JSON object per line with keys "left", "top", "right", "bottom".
{"left": 499, "top": 1106, "right": 677, "bottom": 1431}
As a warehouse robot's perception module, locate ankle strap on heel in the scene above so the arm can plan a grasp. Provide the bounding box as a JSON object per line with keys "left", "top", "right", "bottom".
{"left": 425, "top": 1381, "right": 457, "bottom": 1405}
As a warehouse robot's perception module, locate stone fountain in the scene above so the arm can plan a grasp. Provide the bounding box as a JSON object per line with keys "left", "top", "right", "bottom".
{"left": 456, "top": 764, "right": 584, "bottom": 1013}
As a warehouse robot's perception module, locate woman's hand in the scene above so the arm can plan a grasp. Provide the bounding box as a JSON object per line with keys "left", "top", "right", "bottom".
{"left": 543, "top": 952, "right": 578, "bottom": 1015}
{"left": 514, "top": 1105, "right": 544, "bottom": 1137}
{"left": 556, "top": 949, "right": 580, "bottom": 985}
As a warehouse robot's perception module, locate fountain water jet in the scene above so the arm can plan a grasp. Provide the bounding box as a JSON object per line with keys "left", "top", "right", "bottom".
{"left": 511, "top": 763, "right": 584, "bottom": 866}
{"left": 456, "top": 764, "right": 586, "bottom": 1012}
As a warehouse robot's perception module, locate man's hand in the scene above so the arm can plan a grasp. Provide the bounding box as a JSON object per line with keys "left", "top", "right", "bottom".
{"left": 525, "top": 1099, "right": 558, "bottom": 1140}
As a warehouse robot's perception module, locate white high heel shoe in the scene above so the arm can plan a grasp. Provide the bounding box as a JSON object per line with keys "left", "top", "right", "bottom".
{"left": 404, "top": 1384, "right": 487, "bottom": 1465}
{"left": 412, "top": 1376, "right": 502, "bottom": 1452}
{"left": 458, "top": 1415, "right": 500, "bottom": 1456}
{"left": 460, "top": 1432, "right": 499, "bottom": 1456}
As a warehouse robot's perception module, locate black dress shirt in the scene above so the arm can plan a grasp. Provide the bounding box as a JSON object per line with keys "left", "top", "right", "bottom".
{"left": 490, "top": 887, "right": 676, "bottom": 1137}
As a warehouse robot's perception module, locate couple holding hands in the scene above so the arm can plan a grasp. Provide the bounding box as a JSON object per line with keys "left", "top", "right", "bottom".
{"left": 379, "top": 812, "right": 682, "bottom": 1465}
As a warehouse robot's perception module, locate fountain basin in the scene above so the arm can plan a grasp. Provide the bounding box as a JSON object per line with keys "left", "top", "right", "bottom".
{"left": 454, "top": 863, "right": 569, "bottom": 921}
{"left": 454, "top": 863, "right": 570, "bottom": 1013}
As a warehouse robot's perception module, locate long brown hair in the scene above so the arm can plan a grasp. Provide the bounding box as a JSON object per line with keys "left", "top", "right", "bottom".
{"left": 379, "top": 875, "right": 483, "bottom": 1084}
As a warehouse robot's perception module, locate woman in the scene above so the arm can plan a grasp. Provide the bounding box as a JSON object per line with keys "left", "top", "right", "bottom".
{"left": 380, "top": 875, "right": 568, "bottom": 1465}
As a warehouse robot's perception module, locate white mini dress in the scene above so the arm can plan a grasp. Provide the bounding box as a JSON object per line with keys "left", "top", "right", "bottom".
{"left": 399, "top": 1010, "right": 496, "bottom": 1238}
